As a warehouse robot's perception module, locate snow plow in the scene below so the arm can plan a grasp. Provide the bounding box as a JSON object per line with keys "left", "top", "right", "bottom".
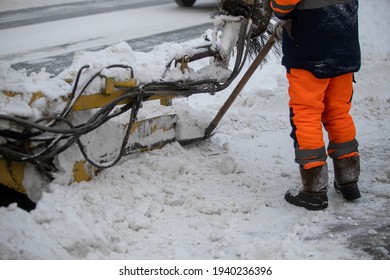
{"left": 0, "top": 1, "right": 279, "bottom": 202}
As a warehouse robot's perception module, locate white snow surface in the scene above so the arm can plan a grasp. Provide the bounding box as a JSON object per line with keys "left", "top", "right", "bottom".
{"left": 0, "top": 0, "right": 390, "bottom": 260}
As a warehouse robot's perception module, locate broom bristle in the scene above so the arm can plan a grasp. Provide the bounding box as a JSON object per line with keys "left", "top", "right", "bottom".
{"left": 213, "top": 1, "right": 281, "bottom": 65}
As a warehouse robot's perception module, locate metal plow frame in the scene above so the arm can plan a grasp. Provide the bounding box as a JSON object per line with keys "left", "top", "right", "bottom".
{"left": 0, "top": 14, "right": 278, "bottom": 195}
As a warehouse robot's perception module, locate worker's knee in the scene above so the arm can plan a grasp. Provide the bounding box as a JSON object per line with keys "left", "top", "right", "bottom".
{"left": 328, "top": 139, "right": 359, "bottom": 160}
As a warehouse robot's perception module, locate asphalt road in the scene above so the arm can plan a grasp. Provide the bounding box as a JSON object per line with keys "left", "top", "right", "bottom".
{"left": 0, "top": 0, "right": 215, "bottom": 74}
{"left": 0, "top": 0, "right": 173, "bottom": 29}
{"left": 12, "top": 22, "right": 213, "bottom": 75}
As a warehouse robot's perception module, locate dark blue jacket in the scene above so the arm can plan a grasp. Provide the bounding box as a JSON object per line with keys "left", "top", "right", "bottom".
{"left": 280, "top": 0, "right": 361, "bottom": 78}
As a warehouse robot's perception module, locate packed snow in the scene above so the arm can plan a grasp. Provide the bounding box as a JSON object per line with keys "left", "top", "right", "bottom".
{"left": 0, "top": 0, "right": 389, "bottom": 260}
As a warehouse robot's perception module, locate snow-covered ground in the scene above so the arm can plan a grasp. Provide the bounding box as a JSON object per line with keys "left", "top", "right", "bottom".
{"left": 0, "top": 0, "right": 389, "bottom": 261}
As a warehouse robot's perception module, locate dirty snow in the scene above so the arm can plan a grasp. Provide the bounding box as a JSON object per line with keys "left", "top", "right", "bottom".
{"left": 0, "top": 0, "right": 389, "bottom": 260}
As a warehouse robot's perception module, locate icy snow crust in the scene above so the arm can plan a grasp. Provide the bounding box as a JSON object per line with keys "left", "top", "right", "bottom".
{"left": 0, "top": 0, "right": 390, "bottom": 260}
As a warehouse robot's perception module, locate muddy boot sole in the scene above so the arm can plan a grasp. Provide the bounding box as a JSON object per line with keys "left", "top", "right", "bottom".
{"left": 285, "top": 189, "right": 328, "bottom": 211}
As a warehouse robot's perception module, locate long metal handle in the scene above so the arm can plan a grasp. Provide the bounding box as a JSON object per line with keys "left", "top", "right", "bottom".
{"left": 204, "top": 31, "right": 278, "bottom": 138}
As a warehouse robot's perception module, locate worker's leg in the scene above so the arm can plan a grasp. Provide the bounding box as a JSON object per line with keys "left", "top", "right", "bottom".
{"left": 322, "top": 73, "right": 358, "bottom": 158}
{"left": 322, "top": 73, "right": 361, "bottom": 200}
{"left": 287, "top": 68, "right": 329, "bottom": 169}
{"left": 284, "top": 68, "right": 329, "bottom": 210}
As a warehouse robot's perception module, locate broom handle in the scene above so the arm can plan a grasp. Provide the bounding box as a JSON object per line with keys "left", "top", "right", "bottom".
{"left": 204, "top": 31, "right": 278, "bottom": 138}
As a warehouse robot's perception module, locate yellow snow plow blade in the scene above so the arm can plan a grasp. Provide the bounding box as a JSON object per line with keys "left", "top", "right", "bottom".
{"left": 0, "top": 114, "right": 177, "bottom": 193}
{"left": 0, "top": 69, "right": 180, "bottom": 194}
{"left": 0, "top": 160, "right": 26, "bottom": 193}
{"left": 71, "top": 113, "right": 178, "bottom": 183}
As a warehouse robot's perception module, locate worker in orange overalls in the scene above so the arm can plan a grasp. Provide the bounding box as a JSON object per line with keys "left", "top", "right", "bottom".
{"left": 222, "top": 0, "right": 362, "bottom": 210}
{"left": 269, "top": 0, "right": 361, "bottom": 210}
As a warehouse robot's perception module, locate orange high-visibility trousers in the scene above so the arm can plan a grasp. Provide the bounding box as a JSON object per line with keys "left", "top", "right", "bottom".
{"left": 287, "top": 68, "right": 359, "bottom": 169}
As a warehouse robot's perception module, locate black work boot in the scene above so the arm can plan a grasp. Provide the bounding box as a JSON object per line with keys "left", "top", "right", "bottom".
{"left": 285, "top": 164, "right": 328, "bottom": 210}
{"left": 333, "top": 156, "right": 361, "bottom": 201}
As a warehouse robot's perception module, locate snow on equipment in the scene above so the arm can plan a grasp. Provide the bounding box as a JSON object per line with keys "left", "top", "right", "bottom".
{"left": 0, "top": 0, "right": 279, "bottom": 201}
